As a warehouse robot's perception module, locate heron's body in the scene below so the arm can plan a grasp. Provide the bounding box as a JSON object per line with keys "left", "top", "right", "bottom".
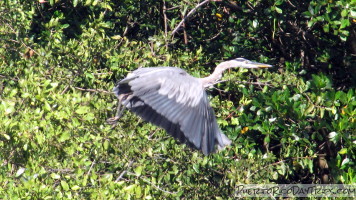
{"left": 111, "top": 58, "right": 271, "bottom": 155}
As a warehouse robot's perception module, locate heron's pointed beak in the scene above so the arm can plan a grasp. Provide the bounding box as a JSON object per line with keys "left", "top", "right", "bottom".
{"left": 228, "top": 58, "right": 272, "bottom": 69}
{"left": 249, "top": 61, "right": 272, "bottom": 68}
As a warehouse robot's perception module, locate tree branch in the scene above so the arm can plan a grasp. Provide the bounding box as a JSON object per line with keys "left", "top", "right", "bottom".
{"left": 171, "top": 0, "right": 211, "bottom": 35}
{"left": 115, "top": 160, "right": 134, "bottom": 182}
{"left": 74, "top": 87, "right": 112, "bottom": 94}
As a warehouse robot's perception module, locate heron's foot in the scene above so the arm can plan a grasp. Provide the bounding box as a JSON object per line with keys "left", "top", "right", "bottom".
{"left": 107, "top": 116, "right": 120, "bottom": 127}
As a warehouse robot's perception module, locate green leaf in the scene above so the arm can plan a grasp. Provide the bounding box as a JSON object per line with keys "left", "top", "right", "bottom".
{"left": 134, "top": 166, "right": 143, "bottom": 176}
{"left": 275, "top": 7, "right": 282, "bottom": 14}
{"left": 51, "top": 173, "right": 61, "bottom": 179}
{"left": 340, "top": 19, "right": 350, "bottom": 29}
{"left": 3, "top": 134, "right": 11, "bottom": 140}
{"left": 75, "top": 106, "right": 90, "bottom": 115}
{"left": 320, "top": 108, "right": 325, "bottom": 118}
{"left": 103, "top": 140, "right": 109, "bottom": 150}
{"left": 231, "top": 117, "right": 239, "bottom": 125}
{"left": 277, "top": 163, "right": 286, "bottom": 175}
{"left": 111, "top": 35, "right": 122, "bottom": 40}
{"left": 124, "top": 184, "right": 136, "bottom": 192}
{"left": 308, "top": 5, "right": 314, "bottom": 15}
{"left": 82, "top": 175, "right": 88, "bottom": 186}
{"left": 341, "top": 10, "right": 348, "bottom": 17}
{"left": 84, "top": 113, "right": 95, "bottom": 121}
{"left": 44, "top": 101, "right": 51, "bottom": 111}
{"left": 92, "top": 0, "right": 99, "bottom": 6}
{"left": 323, "top": 24, "right": 329, "bottom": 33}
{"left": 59, "top": 131, "right": 71, "bottom": 142}
{"left": 72, "top": 185, "right": 81, "bottom": 191}
{"left": 172, "top": 165, "right": 179, "bottom": 174}
{"left": 303, "top": 11, "right": 312, "bottom": 18}
{"left": 102, "top": 3, "right": 113, "bottom": 11}
{"left": 307, "top": 20, "right": 314, "bottom": 28}
{"left": 275, "top": 0, "right": 283, "bottom": 6}
{"left": 193, "top": 164, "right": 200, "bottom": 173}
{"left": 61, "top": 24, "right": 69, "bottom": 29}
{"left": 85, "top": 0, "right": 92, "bottom": 6}
{"left": 338, "top": 148, "right": 348, "bottom": 155}
{"left": 73, "top": 0, "right": 78, "bottom": 7}
{"left": 264, "top": 135, "right": 270, "bottom": 143}
{"left": 61, "top": 180, "right": 69, "bottom": 191}
{"left": 22, "top": 92, "right": 31, "bottom": 98}
{"left": 351, "top": 10, "right": 356, "bottom": 18}
{"left": 3, "top": 101, "right": 15, "bottom": 115}
{"left": 347, "top": 89, "right": 354, "bottom": 101}
{"left": 272, "top": 171, "right": 279, "bottom": 180}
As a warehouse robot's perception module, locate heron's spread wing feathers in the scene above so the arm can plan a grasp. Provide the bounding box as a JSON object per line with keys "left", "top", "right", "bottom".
{"left": 115, "top": 67, "right": 231, "bottom": 154}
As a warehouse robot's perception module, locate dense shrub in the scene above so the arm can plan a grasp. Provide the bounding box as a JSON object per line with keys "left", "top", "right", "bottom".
{"left": 0, "top": 0, "right": 354, "bottom": 199}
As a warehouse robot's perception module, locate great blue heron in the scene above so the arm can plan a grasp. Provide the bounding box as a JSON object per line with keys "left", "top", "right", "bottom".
{"left": 108, "top": 58, "right": 271, "bottom": 155}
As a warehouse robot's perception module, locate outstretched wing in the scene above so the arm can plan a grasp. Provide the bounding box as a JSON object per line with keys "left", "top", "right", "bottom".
{"left": 114, "top": 67, "right": 231, "bottom": 154}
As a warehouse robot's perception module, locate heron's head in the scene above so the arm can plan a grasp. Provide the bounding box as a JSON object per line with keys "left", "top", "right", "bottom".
{"left": 201, "top": 58, "right": 272, "bottom": 87}
{"left": 228, "top": 58, "right": 272, "bottom": 69}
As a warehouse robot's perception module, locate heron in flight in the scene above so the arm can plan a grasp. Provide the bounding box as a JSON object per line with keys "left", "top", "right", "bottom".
{"left": 108, "top": 58, "right": 271, "bottom": 155}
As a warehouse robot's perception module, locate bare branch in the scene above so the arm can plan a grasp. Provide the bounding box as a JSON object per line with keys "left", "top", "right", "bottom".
{"left": 210, "top": 79, "right": 273, "bottom": 87}
{"left": 171, "top": 0, "right": 211, "bottom": 35}
{"left": 74, "top": 87, "right": 112, "bottom": 94}
{"left": 163, "top": 0, "right": 168, "bottom": 38}
{"left": 0, "top": 74, "right": 19, "bottom": 81}
{"left": 86, "top": 160, "right": 96, "bottom": 176}
{"left": 235, "top": 80, "right": 273, "bottom": 86}
{"left": 115, "top": 160, "right": 134, "bottom": 182}
{"left": 247, "top": 156, "right": 316, "bottom": 180}
{"left": 202, "top": 28, "right": 223, "bottom": 42}
{"left": 165, "top": 5, "right": 180, "bottom": 11}
{"left": 60, "top": 85, "right": 70, "bottom": 95}
{"left": 223, "top": 0, "right": 244, "bottom": 12}
{"left": 126, "top": 171, "right": 178, "bottom": 195}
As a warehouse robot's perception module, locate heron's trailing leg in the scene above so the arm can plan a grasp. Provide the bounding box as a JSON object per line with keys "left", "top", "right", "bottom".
{"left": 106, "top": 101, "right": 124, "bottom": 125}
{"left": 107, "top": 94, "right": 130, "bottom": 127}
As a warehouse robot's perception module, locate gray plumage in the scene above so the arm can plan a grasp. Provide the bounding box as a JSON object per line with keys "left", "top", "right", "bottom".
{"left": 111, "top": 58, "right": 271, "bottom": 155}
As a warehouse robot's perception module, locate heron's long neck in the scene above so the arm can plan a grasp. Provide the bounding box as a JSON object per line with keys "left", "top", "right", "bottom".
{"left": 200, "top": 62, "right": 233, "bottom": 87}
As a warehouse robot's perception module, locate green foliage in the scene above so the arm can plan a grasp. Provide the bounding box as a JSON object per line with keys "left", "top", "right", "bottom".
{"left": 0, "top": 0, "right": 355, "bottom": 199}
